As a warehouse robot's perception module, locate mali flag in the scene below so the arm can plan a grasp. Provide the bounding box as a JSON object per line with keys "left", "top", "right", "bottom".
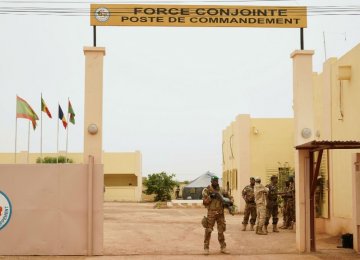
{"left": 68, "top": 100, "right": 75, "bottom": 124}
{"left": 41, "top": 97, "right": 52, "bottom": 118}
{"left": 16, "top": 96, "right": 39, "bottom": 130}
{"left": 58, "top": 105, "right": 68, "bottom": 129}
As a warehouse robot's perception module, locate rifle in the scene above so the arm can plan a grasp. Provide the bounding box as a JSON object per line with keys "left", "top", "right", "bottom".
{"left": 210, "top": 192, "right": 235, "bottom": 215}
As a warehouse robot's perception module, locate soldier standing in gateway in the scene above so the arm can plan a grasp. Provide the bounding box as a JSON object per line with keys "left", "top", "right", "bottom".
{"left": 202, "top": 176, "right": 232, "bottom": 255}
{"left": 265, "top": 175, "right": 280, "bottom": 233}
{"left": 241, "top": 177, "right": 257, "bottom": 231}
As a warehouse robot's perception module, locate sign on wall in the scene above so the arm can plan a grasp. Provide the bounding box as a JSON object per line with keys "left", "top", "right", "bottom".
{"left": 90, "top": 4, "right": 307, "bottom": 28}
{"left": 0, "top": 191, "right": 12, "bottom": 231}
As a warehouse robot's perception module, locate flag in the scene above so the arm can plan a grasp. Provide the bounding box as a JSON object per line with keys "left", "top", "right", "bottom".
{"left": 68, "top": 100, "right": 75, "bottom": 124}
{"left": 58, "top": 105, "right": 68, "bottom": 129}
{"left": 41, "top": 97, "right": 52, "bottom": 118}
{"left": 16, "top": 96, "right": 39, "bottom": 130}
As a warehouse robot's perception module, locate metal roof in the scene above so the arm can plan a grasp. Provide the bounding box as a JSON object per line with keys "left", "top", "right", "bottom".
{"left": 295, "top": 140, "right": 360, "bottom": 151}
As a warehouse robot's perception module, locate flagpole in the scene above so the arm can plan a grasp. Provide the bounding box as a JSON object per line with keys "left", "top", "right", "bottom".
{"left": 40, "top": 93, "right": 43, "bottom": 163}
{"left": 27, "top": 120, "right": 30, "bottom": 164}
{"left": 57, "top": 103, "right": 59, "bottom": 164}
{"left": 14, "top": 96, "right": 18, "bottom": 163}
{"left": 66, "top": 97, "right": 69, "bottom": 164}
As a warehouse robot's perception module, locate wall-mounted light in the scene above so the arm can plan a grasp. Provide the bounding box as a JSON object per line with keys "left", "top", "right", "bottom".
{"left": 88, "top": 123, "right": 98, "bottom": 135}
{"left": 301, "top": 128, "right": 312, "bottom": 139}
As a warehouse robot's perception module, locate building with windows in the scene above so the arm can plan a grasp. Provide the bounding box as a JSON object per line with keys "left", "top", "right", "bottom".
{"left": 222, "top": 115, "right": 294, "bottom": 212}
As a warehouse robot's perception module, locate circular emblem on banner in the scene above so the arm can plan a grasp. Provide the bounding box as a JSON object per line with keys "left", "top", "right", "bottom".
{"left": 0, "top": 191, "right": 12, "bottom": 231}
{"left": 95, "top": 7, "right": 110, "bottom": 22}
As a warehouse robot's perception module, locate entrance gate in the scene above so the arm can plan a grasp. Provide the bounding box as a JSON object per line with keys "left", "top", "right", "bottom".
{"left": 86, "top": 3, "right": 308, "bottom": 255}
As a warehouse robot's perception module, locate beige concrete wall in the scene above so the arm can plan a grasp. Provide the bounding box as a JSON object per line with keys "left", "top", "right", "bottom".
{"left": 223, "top": 115, "right": 294, "bottom": 213}
{"left": 0, "top": 151, "right": 143, "bottom": 202}
{"left": 0, "top": 164, "right": 103, "bottom": 255}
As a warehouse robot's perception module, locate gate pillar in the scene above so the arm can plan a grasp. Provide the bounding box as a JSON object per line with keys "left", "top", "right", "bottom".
{"left": 83, "top": 47, "right": 106, "bottom": 164}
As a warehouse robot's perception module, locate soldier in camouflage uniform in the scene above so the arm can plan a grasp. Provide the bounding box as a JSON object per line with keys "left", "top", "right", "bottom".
{"left": 254, "top": 177, "right": 268, "bottom": 235}
{"left": 265, "top": 175, "right": 280, "bottom": 233}
{"left": 280, "top": 180, "right": 290, "bottom": 229}
{"left": 241, "top": 177, "right": 257, "bottom": 231}
{"left": 202, "top": 175, "right": 232, "bottom": 255}
{"left": 286, "top": 176, "right": 295, "bottom": 229}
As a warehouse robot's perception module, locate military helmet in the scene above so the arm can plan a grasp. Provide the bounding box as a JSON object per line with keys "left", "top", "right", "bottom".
{"left": 255, "top": 176, "right": 261, "bottom": 182}
{"left": 250, "top": 177, "right": 255, "bottom": 181}
{"left": 211, "top": 175, "right": 219, "bottom": 181}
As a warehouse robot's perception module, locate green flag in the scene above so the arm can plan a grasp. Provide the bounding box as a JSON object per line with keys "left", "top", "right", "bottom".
{"left": 68, "top": 100, "right": 75, "bottom": 124}
{"left": 16, "top": 96, "right": 39, "bottom": 130}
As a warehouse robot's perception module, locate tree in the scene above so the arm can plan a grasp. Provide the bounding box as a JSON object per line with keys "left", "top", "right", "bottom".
{"left": 143, "top": 172, "right": 179, "bottom": 201}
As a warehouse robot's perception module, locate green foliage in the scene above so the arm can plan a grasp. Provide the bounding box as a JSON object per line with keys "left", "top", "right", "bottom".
{"left": 143, "top": 172, "right": 179, "bottom": 202}
{"left": 183, "top": 180, "right": 190, "bottom": 184}
{"left": 36, "top": 156, "right": 74, "bottom": 164}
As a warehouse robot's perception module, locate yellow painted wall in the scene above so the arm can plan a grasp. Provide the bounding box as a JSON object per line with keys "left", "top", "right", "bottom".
{"left": 103, "top": 152, "right": 141, "bottom": 175}
{"left": 312, "top": 43, "right": 360, "bottom": 235}
{"left": 104, "top": 187, "right": 136, "bottom": 201}
{"left": 330, "top": 45, "right": 360, "bottom": 223}
{"left": 104, "top": 174, "right": 138, "bottom": 186}
{"left": 250, "top": 118, "right": 294, "bottom": 181}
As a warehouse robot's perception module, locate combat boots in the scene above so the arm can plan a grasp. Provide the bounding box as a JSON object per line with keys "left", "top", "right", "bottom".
{"left": 220, "top": 247, "right": 230, "bottom": 254}
{"left": 250, "top": 224, "right": 255, "bottom": 231}
{"left": 256, "top": 226, "right": 267, "bottom": 235}
{"left": 204, "top": 248, "right": 209, "bottom": 255}
{"left": 241, "top": 224, "right": 247, "bottom": 231}
{"left": 280, "top": 223, "right": 288, "bottom": 229}
{"left": 264, "top": 225, "right": 268, "bottom": 234}
{"left": 288, "top": 221, "right": 294, "bottom": 230}
{"left": 273, "top": 224, "right": 279, "bottom": 232}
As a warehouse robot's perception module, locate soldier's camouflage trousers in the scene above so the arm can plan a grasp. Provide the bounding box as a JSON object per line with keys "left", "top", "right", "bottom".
{"left": 242, "top": 202, "right": 257, "bottom": 225}
{"left": 256, "top": 204, "right": 266, "bottom": 228}
{"left": 286, "top": 199, "right": 295, "bottom": 225}
{"left": 265, "top": 201, "right": 279, "bottom": 225}
{"left": 282, "top": 200, "right": 288, "bottom": 225}
{"left": 204, "top": 210, "right": 226, "bottom": 249}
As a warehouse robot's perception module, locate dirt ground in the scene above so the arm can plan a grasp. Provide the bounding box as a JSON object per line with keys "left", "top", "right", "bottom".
{"left": 103, "top": 202, "right": 358, "bottom": 259}
{"left": 1, "top": 202, "right": 358, "bottom": 259}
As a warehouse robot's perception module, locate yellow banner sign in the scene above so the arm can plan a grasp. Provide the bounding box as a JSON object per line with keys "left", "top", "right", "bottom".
{"left": 90, "top": 4, "right": 307, "bottom": 28}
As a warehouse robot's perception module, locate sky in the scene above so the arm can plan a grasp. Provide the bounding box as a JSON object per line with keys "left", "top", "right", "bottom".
{"left": 1, "top": 0, "right": 360, "bottom": 181}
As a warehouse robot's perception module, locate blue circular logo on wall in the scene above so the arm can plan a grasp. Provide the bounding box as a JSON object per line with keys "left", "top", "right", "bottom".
{"left": 0, "top": 191, "right": 12, "bottom": 230}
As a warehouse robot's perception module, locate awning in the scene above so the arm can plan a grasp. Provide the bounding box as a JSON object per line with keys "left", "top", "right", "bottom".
{"left": 295, "top": 140, "right": 360, "bottom": 151}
